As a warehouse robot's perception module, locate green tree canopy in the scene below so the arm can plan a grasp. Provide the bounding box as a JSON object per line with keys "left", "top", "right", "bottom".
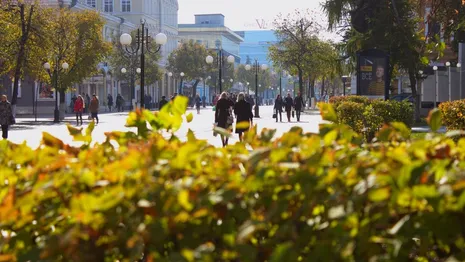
{"left": 269, "top": 9, "right": 323, "bottom": 96}
{"left": 235, "top": 64, "right": 272, "bottom": 93}
{"left": 322, "top": 0, "right": 449, "bottom": 121}
{"left": 167, "top": 40, "right": 214, "bottom": 97}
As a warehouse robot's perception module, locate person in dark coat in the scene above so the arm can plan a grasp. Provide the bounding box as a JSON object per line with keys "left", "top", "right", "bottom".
{"left": 159, "top": 96, "right": 168, "bottom": 110}
{"left": 107, "top": 94, "right": 113, "bottom": 112}
{"left": 284, "top": 93, "right": 294, "bottom": 122}
{"left": 195, "top": 94, "right": 201, "bottom": 114}
{"left": 0, "top": 95, "right": 14, "bottom": 139}
{"left": 294, "top": 92, "right": 305, "bottom": 122}
{"left": 234, "top": 92, "right": 253, "bottom": 142}
{"left": 144, "top": 94, "right": 151, "bottom": 109}
{"left": 89, "top": 94, "right": 99, "bottom": 124}
{"left": 85, "top": 93, "right": 91, "bottom": 112}
{"left": 274, "top": 94, "right": 284, "bottom": 122}
{"left": 116, "top": 94, "right": 124, "bottom": 112}
{"left": 215, "top": 92, "right": 234, "bottom": 147}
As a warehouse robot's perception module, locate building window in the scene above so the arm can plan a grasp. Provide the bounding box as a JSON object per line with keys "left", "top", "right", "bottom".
{"left": 121, "top": 0, "right": 131, "bottom": 12}
{"left": 103, "top": 0, "right": 113, "bottom": 12}
{"left": 86, "top": 0, "right": 96, "bottom": 7}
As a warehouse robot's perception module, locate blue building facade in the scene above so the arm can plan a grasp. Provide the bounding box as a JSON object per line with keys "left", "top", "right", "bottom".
{"left": 235, "top": 30, "right": 277, "bottom": 65}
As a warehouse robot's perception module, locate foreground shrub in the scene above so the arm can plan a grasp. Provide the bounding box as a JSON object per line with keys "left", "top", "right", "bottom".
{"left": 330, "top": 96, "right": 413, "bottom": 141}
{"left": 439, "top": 99, "right": 465, "bottom": 131}
{"left": 1, "top": 99, "right": 465, "bottom": 261}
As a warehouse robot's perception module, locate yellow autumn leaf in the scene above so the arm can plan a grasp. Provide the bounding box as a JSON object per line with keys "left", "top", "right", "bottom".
{"left": 178, "top": 190, "right": 193, "bottom": 211}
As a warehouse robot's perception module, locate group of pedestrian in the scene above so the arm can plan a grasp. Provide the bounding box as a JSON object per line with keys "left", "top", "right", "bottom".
{"left": 215, "top": 92, "right": 253, "bottom": 147}
{"left": 274, "top": 92, "right": 305, "bottom": 122}
{"left": 73, "top": 94, "right": 100, "bottom": 126}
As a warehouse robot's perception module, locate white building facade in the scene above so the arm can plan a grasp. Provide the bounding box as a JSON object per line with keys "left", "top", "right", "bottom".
{"left": 7, "top": 0, "right": 179, "bottom": 115}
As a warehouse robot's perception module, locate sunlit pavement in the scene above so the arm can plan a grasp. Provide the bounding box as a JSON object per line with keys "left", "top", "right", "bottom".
{"left": 8, "top": 106, "right": 323, "bottom": 148}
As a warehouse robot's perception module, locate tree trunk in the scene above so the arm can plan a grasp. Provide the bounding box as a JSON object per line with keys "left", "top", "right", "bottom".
{"left": 320, "top": 78, "right": 326, "bottom": 102}
{"left": 310, "top": 79, "right": 316, "bottom": 98}
{"left": 191, "top": 79, "right": 200, "bottom": 98}
{"left": 408, "top": 69, "right": 421, "bottom": 122}
{"left": 11, "top": 4, "right": 34, "bottom": 116}
{"left": 298, "top": 68, "right": 304, "bottom": 95}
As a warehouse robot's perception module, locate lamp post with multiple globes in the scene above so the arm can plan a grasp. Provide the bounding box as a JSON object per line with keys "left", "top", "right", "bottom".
{"left": 206, "top": 50, "right": 235, "bottom": 94}
{"left": 43, "top": 60, "right": 69, "bottom": 123}
{"left": 120, "top": 19, "right": 167, "bottom": 109}
{"left": 245, "top": 60, "right": 268, "bottom": 118}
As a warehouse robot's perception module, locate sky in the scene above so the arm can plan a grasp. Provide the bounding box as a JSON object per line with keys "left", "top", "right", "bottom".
{"left": 177, "top": 0, "right": 329, "bottom": 32}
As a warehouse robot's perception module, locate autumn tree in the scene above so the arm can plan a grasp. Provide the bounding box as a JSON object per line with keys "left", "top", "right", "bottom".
{"left": 167, "top": 40, "right": 214, "bottom": 97}
{"left": 269, "top": 10, "right": 323, "bottom": 96}
{"left": 0, "top": 1, "right": 51, "bottom": 115}
{"left": 40, "top": 8, "right": 111, "bottom": 117}
{"left": 310, "top": 40, "right": 341, "bottom": 100}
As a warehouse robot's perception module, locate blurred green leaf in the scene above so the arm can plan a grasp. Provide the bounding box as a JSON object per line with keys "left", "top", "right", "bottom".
{"left": 369, "top": 187, "right": 390, "bottom": 202}
{"left": 427, "top": 109, "right": 442, "bottom": 133}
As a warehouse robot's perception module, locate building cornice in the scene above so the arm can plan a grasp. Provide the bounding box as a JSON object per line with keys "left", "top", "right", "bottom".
{"left": 178, "top": 26, "right": 244, "bottom": 43}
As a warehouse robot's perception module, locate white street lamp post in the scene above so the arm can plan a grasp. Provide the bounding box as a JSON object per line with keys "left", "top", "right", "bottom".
{"left": 43, "top": 60, "right": 69, "bottom": 123}
{"left": 458, "top": 63, "right": 462, "bottom": 99}
{"left": 446, "top": 62, "right": 451, "bottom": 101}
{"left": 433, "top": 66, "right": 438, "bottom": 108}
{"left": 246, "top": 60, "right": 268, "bottom": 117}
{"left": 206, "top": 52, "right": 235, "bottom": 93}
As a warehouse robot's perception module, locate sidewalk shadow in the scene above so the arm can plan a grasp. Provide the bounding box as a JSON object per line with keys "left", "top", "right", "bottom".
{"left": 12, "top": 120, "right": 75, "bottom": 131}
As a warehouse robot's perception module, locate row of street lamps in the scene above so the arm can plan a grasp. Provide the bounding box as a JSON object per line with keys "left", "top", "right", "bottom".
{"left": 43, "top": 19, "right": 272, "bottom": 122}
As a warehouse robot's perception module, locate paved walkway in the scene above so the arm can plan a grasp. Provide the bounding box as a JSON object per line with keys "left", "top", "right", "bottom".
{"left": 8, "top": 106, "right": 323, "bottom": 148}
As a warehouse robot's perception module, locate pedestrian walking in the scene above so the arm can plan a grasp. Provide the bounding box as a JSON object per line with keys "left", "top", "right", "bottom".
{"left": 116, "top": 94, "right": 124, "bottom": 112}
{"left": 284, "top": 93, "right": 294, "bottom": 122}
{"left": 234, "top": 92, "right": 253, "bottom": 142}
{"left": 159, "top": 96, "right": 168, "bottom": 110}
{"left": 144, "top": 94, "right": 151, "bottom": 109}
{"left": 0, "top": 95, "right": 14, "bottom": 139}
{"left": 107, "top": 94, "right": 113, "bottom": 112}
{"left": 85, "top": 93, "right": 91, "bottom": 112}
{"left": 89, "top": 94, "right": 99, "bottom": 124}
{"left": 248, "top": 95, "right": 255, "bottom": 112}
{"left": 70, "top": 95, "right": 77, "bottom": 113}
{"left": 274, "top": 94, "right": 284, "bottom": 122}
{"left": 294, "top": 92, "right": 305, "bottom": 122}
{"left": 195, "top": 94, "right": 201, "bottom": 114}
{"left": 74, "top": 95, "right": 84, "bottom": 126}
{"left": 215, "top": 92, "right": 234, "bottom": 147}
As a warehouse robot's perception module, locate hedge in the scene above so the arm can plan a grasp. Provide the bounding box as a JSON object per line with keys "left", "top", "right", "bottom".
{"left": 1, "top": 97, "right": 465, "bottom": 261}
{"left": 439, "top": 99, "right": 465, "bottom": 131}
{"left": 330, "top": 96, "right": 413, "bottom": 141}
